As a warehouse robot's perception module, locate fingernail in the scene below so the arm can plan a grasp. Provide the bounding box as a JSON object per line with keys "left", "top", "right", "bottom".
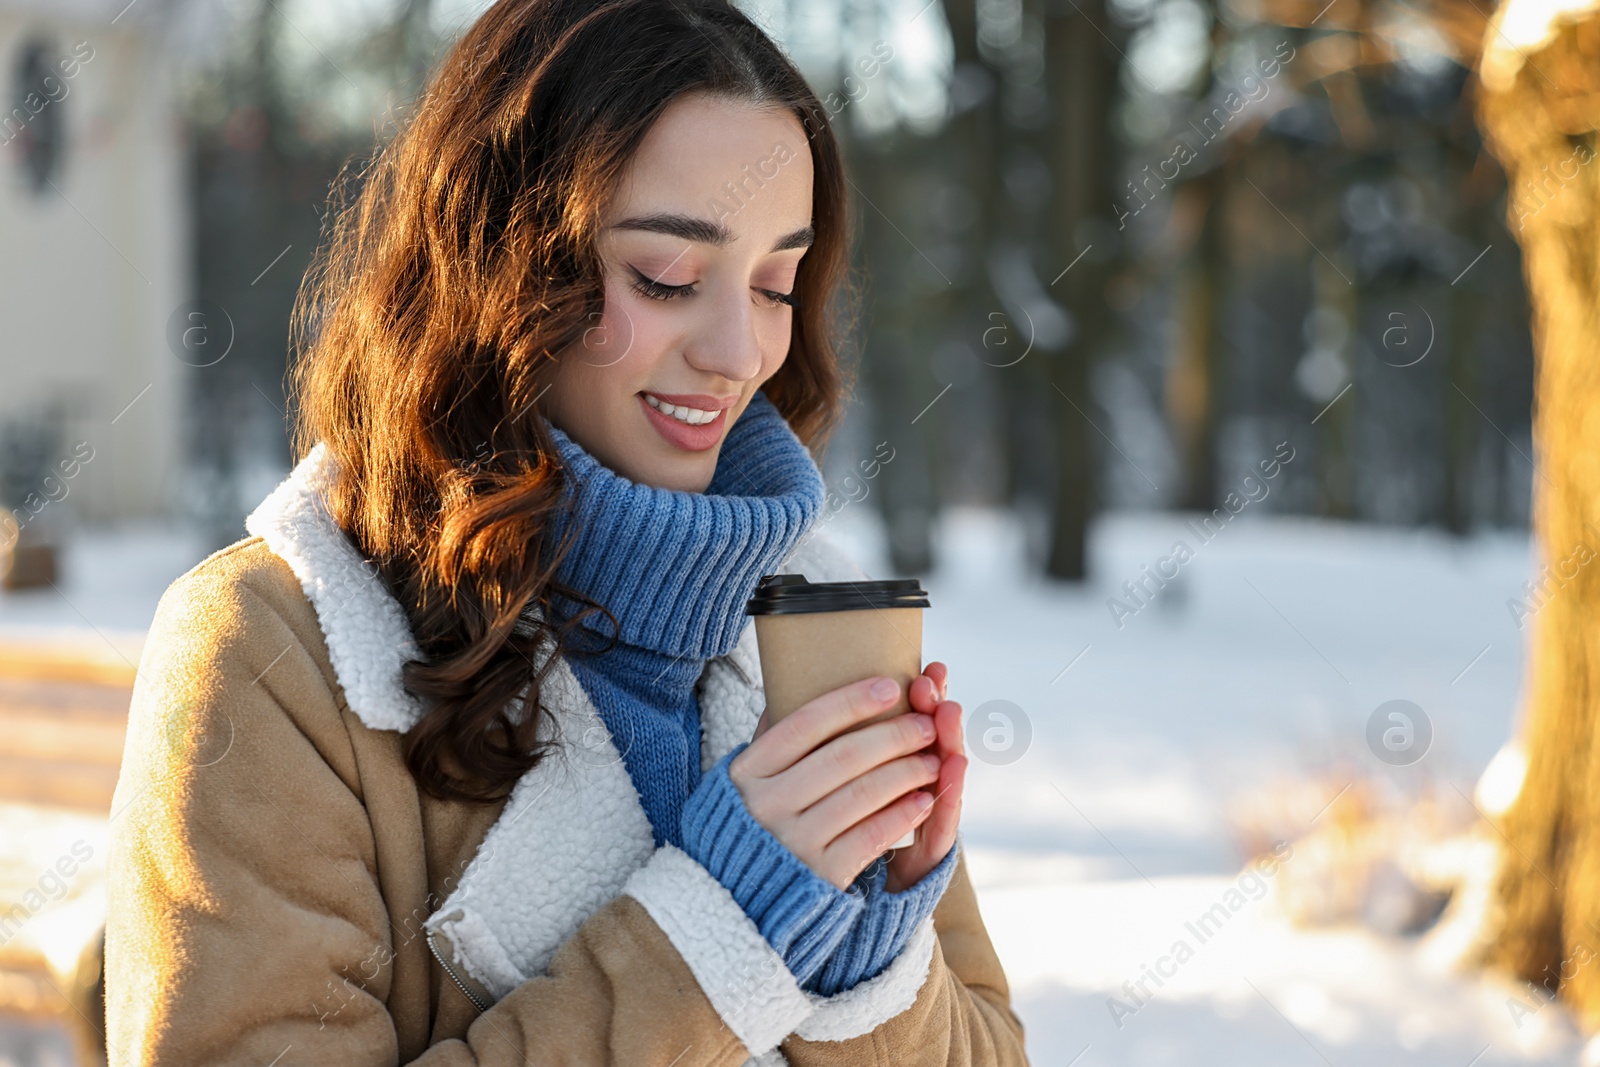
{"left": 917, "top": 715, "right": 936, "bottom": 738}
{"left": 921, "top": 753, "right": 940, "bottom": 771}
{"left": 913, "top": 791, "right": 934, "bottom": 810}
{"left": 871, "top": 677, "right": 898, "bottom": 701}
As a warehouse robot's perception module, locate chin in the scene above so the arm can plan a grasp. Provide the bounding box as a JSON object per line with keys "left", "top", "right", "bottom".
{"left": 635, "top": 451, "right": 716, "bottom": 494}
{"left": 617, "top": 418, "right": 717, "bottom": 491}
{"left": 664, "top": 463, "right": 716, "bottom": 494}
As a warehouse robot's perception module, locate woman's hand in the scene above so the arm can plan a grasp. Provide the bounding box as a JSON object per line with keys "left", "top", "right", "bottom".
{"left": 731, "top": 673, "right": 940, "bottom": 890}
{"left": 885, "top": 662, "right": 966, "bottom": 893}
{"left": 733, "top": 662, "right": 965, "bottom": 892}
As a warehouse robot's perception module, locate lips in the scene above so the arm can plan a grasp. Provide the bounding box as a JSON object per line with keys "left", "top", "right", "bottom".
{"left": 637, "top": 391, "right": 731, "bottom": 452}
{"left": 641, "top": 393, "right": 725, "bottom": 425}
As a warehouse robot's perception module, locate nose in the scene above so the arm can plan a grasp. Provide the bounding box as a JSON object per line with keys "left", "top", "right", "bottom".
{"left": 681, "top": 285, "right": 765, "bottom": 384}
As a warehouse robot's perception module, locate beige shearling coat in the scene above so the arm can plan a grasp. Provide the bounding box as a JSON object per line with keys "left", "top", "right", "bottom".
{"left": 103, "top": 442, "right": 1030, "bottom": 1066}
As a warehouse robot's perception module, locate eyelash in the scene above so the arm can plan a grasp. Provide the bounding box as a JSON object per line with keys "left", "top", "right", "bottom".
{"left": 628, "top": 267, "right": 796, "bottom": 308}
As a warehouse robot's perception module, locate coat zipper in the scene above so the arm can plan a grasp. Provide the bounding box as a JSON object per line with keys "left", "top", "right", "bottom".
{"left": 428, "top": 929, "right": 491, "bottom": 1014}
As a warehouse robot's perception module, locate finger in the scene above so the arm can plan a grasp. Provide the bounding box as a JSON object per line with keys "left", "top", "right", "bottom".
{"left": 868, "top": 701, "right": 958, "bottom": 857}
{"left": 787, "top": 747, "right": 940, "bottom": 862}
{"left": 890, "top": 705, "right": 964, "bottom": 879}
{"left": 933, "top": 698, "right": 964, "bottom": 763}
{"left": 826, "top": 782, "right": 939, "bottom": 881}
{"left": 738, "top": 675, "right": 902, "bottom": 778}
{"left": 924, "top": 661, "right": 949, "bottom": 701}
{"left": 909, "top": 673, "right": 939, "bottom": 715}
{"left": 771, "top": 713, "right": 939, "bottom": 818}
{"left": 921, "top": 752, "right": 966, "bottom": 858}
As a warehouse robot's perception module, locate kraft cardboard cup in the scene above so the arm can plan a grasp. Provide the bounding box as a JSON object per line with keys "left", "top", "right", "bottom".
{"left": 746, "top": 574, "right": 931, "bottom": 850}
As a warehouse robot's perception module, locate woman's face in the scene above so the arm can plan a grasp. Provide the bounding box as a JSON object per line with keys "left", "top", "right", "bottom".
{"left": 543, "top": 91, "right": 815, "bottom": 493}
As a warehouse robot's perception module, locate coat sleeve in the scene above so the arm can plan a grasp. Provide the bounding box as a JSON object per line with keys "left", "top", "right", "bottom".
{"left": 773, "top": 838, "right": 1031, "bottom": 1066}
{"left": 103, "top": 554, "right": 770, "bottom": 1067}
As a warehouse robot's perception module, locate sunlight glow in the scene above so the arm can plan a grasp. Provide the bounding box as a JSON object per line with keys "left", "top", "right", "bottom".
{"left": 1482, "top": 0, "right": 1600, "bottom": 91}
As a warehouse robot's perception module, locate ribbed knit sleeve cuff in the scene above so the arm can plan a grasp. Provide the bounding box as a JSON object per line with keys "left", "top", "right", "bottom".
{"left": 804, "top": 831, "right": 961, "bottom": 997}
{"left": 680, "top": 742, "right": 867, "bottom": 988}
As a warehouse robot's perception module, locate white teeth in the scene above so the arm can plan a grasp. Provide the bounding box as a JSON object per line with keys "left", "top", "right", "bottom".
{"left": 645, "top": 393, "right": 719, "bottom": 425}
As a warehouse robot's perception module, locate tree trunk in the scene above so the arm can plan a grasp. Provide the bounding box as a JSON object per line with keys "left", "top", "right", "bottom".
{"left": 840, "top": 76, "right": 938, "bottom": 571}
{"left": 1042, "top": 0, "right": 1118, "bottom": 580}
{"left": 1171, "top": 169, "right": 1225, "bottom": 513}
{"left": 1442, "top": 262, "right": 1480, "bottom": 535}
{"left": 942, "top": 0, "right": 1026, "bottom": 509}
{"left": 1477, "top": 9, "right": 1600, "bottom": 1029}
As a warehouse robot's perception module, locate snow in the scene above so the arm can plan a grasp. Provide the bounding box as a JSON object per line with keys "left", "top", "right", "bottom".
{"left": 823, "top": 505, "right": 1583, "bottom": 1064}
{"left": 0, "top": 804, "right": 108, "bottom": 982}
{"left": 1, "top": 506, "right": 1584, "bottom": 1064}
{"left": 825, "top": 507, "right": 1538, "bottom": 870}
{"left": 0, "top": 522, "right": 210, "bottom": 662}
{"left": 971, "top": 867, "right": 1582, "bottom": 1064}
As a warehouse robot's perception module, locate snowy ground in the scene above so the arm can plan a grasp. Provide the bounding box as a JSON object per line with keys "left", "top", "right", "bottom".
{"left": 0, "top": 523, "right": 211, "bottom": 663}
{"left": 823, "top": 505, "right": 1579, "bottom": 1065}
{"left": 0, "top": 506, "right": 1583, "bottom": 1065}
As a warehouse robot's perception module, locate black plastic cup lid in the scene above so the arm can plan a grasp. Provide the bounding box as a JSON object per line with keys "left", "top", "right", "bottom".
{"left": 746, "top": 573, "right": 930, "bottom": 615}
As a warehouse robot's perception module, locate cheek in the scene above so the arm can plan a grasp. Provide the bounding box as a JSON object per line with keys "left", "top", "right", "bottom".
{"left": 755, "top": 311, "right": 793, "bottom": 372}
{"left": 583, "top": 278, "right": 678, "bottom": 376}
{"left": 576, "top": 282, "right": 638, "bottom": 371}
{"left": 550, "top": 287, "right": 637, "bottom": 420}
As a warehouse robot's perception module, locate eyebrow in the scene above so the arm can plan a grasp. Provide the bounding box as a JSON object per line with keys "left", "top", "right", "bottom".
{"left": 609, "top": 212, "right": 814, "bottom": 253}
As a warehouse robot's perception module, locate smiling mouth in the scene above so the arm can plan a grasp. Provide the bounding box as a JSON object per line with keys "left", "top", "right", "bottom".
{"left": 642, "top": 393, "right": 722, "bottom": 425}
{"left": 636, "top": 391, "right": 734, "bottom": 452}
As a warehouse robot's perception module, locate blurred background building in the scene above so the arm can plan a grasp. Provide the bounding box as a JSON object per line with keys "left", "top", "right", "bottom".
{"left": 0, "top": 0, "right": 186, "bottom": 529}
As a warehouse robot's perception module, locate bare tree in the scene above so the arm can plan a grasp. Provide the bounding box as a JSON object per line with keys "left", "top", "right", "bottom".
{"left": 1040, "top": 0, "right": 1120, "bottom": 579}
{"left": 1476, "top": 1, "right": 1600, "bottom": 1026}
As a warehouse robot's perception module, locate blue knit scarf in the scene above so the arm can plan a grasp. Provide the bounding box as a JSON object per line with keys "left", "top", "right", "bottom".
{"left": 538, "top": 387, "right": 957, "bottom": 996}
{"left": 541, "top": 388, "right": 824, "bottom": 850}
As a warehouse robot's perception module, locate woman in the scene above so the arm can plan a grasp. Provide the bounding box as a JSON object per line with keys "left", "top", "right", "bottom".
{"left": 103, "top": 1, "right": 1028, "bottom": 1064}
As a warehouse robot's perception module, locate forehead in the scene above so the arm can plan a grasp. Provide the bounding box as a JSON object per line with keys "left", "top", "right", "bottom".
{"left": 606, "top": 92, "right": 813, "bottom": 235}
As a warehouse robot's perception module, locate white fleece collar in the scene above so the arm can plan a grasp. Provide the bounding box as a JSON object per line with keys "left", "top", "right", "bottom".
{"left": 244, "top": 441, "right": 430, "bottom": 731}
{"left": 245, "top": 442, "right": 938, "bottom": 1061}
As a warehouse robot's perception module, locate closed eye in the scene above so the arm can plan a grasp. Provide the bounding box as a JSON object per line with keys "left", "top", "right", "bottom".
{"left": 629, "top": 266, "right": 694, "bottom": 301}
{"left": 629, "top": 265, "right": 797, "bottom": 310}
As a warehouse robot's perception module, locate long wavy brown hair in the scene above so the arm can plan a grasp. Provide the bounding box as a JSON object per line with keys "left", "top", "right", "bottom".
{"left": 287, "top": 0, "right": 855, "bottom": 804}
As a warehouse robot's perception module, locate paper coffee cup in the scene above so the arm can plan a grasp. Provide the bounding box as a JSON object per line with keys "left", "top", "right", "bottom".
{"left": 746, "top": 574, "right": 931, "bottom": 851}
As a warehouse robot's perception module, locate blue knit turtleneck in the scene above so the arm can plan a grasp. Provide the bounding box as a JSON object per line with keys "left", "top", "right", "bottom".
{"left": 543, "top": 389, "right": 825, "bottom": 850}
{"left": 541, "top": 388, "right": 956, "bottom": 995}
